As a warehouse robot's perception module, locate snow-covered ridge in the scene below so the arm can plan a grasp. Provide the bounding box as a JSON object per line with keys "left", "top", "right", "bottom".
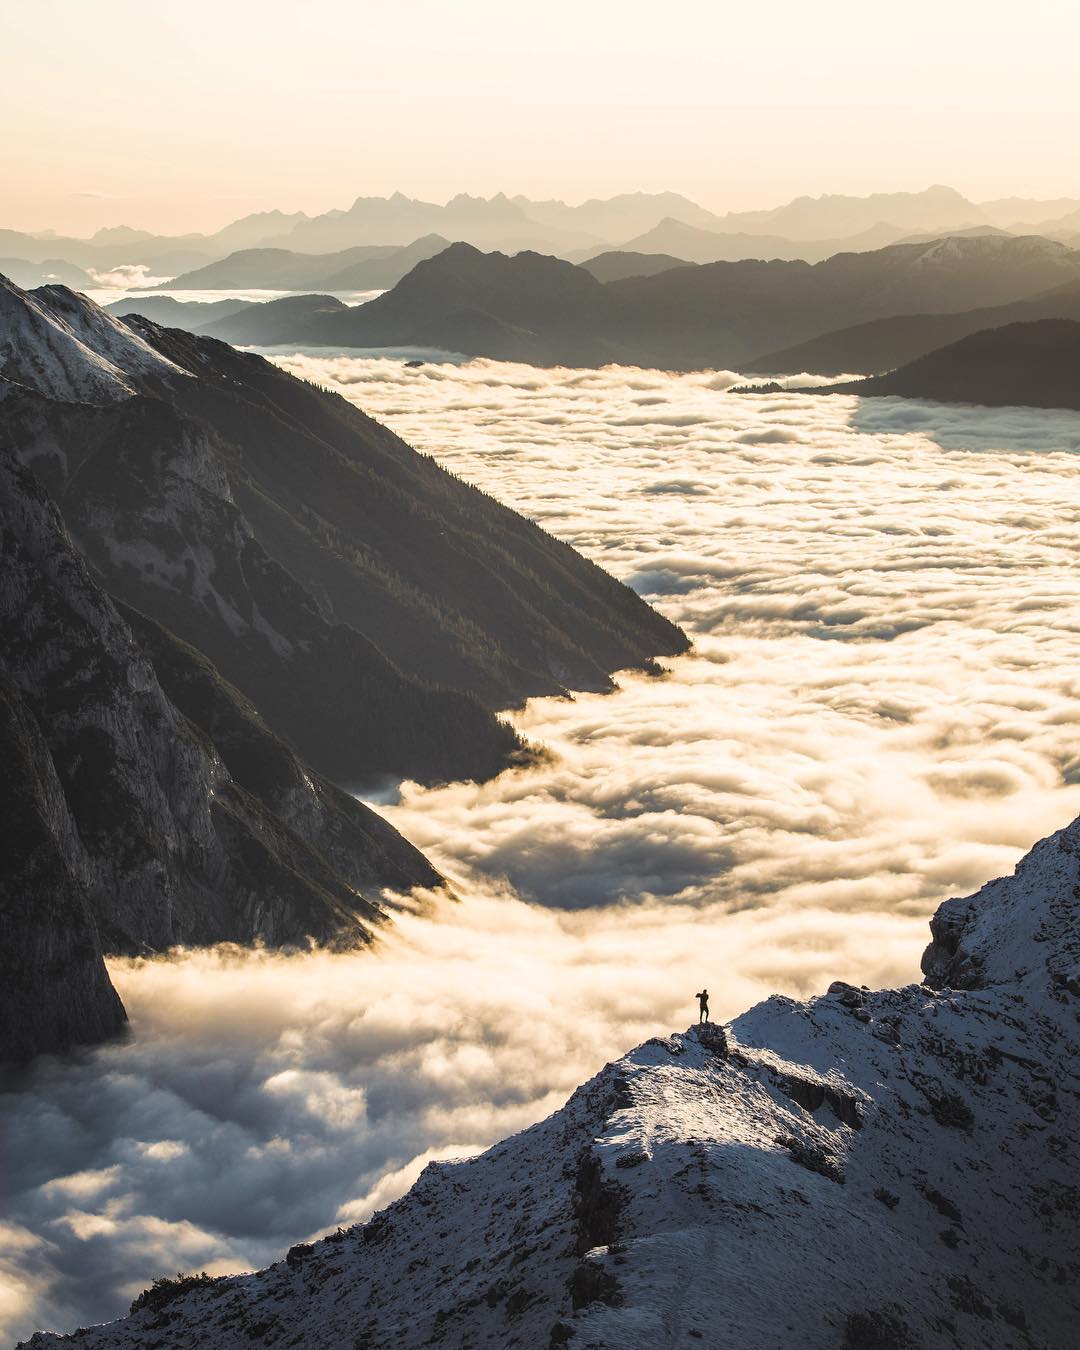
{"left": 22, "top": 818, "right": 1079, "bottom": 1348}
{"left": 0, "top": 274, "right": 189, "bottom": 403}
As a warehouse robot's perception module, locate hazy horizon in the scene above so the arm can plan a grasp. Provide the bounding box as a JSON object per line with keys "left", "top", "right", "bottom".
{"left": 5, "top": 0, "right": 1080, "bottom": 236}
{"left": 8, "top": 181, "right": 1080, "bottom": 245}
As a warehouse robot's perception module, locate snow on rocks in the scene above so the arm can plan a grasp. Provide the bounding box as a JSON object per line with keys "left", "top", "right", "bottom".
{"left": 0, "top": 274, "right": 189, "bottom": 403}
{"left": 21, "top": 820, "right": 1080, "bottom": 1348}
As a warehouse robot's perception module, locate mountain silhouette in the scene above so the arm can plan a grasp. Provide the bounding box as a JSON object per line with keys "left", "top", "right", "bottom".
{"left": 816, "top": 318, "right": 1080, "bottom": 411}
{"left": 207, "top": 235, "right": 1080, "bottom": 371}
{"left": 747, "top": 277, "right": 1080, "bottom": 375}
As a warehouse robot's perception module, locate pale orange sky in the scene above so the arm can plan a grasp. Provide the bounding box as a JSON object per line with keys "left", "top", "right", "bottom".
{"left": 4, "top": 0, "right": 1079, "bottom": 237}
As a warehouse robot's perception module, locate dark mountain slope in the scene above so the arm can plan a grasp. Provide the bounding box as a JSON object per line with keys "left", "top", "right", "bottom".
{"left": 2, "top": 276, "right": 686, "bottom": 789}
{"left": 195, "top": 293, "right": 351, "bottom": 344}
{"left": 605, "top": 233, "right": 1080, "bottom": 368}
{"left": 106, "top": 296, "right": 254, "bottom": 330}
{"left": 4, "top": 377, "right": 520, "bottom": 786}
{"left": 0, "top": 449, "right": 438, "bottom": 1063}
{"left": 307, "top": 242, "right": 632, "bottom": 364}
{"left": 748, "top": 277, "right": 1080, "bottom": 375}
{"left": 818, "top": 319, "right": 1080, "bottom": 411}
{"left": 123, "top": 313, "right": 687, "bottom": 703}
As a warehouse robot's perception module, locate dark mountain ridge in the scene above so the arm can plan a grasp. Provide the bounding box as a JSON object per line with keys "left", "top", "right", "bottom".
{"left": 747, "top": 277, "right": 1080, "bottom": 375}
{"left": 299, "top": 242, "right": 631, "bottom": 364}
{"left": 816, "top": 319, "right": 1080, "bottom": 412}
{"left": 205, "top": 234, "right": 1080, "bottom": 372}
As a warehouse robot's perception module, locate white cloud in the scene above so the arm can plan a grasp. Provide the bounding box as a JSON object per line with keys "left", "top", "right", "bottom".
{"left": 6, "top": 357, "right": 1080, "bottom": 1343}
{"left": 85, "top": 264, "right": 172, "bottom": 290}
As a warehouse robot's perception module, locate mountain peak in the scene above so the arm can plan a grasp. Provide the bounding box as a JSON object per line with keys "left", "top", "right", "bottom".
{"left": 26, "top": 816, "right": 1080, "bottom": 1346}
{"left": 0, "top": 274, "right": 189, "bottom": 403}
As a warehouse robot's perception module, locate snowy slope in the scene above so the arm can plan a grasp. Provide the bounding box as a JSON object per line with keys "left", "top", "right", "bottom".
{"left": 0, "top": 274, "right": 189, "bottom": 402}
{"left": 22, "top": 819, "right": 1079, "bottom": 1348}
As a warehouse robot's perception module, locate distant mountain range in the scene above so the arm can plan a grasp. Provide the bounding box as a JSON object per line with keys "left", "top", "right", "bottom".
{"left": 0, "top": 274, "right": 686, "bottom": 1061}
{"left": 156, "top": 234, "right": 451, "bottom": 292}
{"left": 0, "top": 256, "right": 96, "bottom": 289}
{"left": 748, "top": 279, "right": 1080, "bottom": 375}
{"left": 815, "top": 319, "right": 1080, "bottom": 411}
{"left": 578, "top": 251, "right": 691, "bottom": 283}
{"left": 7, "top": 186, "right": 1080, "bottom": 288}
{"left": 145, "top": 234, "right": 1080, "bottom": 373}
{"left": 598, "top": 218, "right": 915, "bottom": 265}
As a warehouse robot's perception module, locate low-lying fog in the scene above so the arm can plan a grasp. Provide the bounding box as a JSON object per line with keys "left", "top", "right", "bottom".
{"left": 4, "top": 359, "right": 1080, "bottom": 1342}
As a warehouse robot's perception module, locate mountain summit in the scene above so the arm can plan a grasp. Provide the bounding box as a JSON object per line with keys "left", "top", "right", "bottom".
{"left": 22, "top": 814, "right": 1080, "bottom": 1346}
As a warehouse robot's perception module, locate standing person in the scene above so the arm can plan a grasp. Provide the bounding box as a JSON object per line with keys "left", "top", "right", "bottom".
{"left": 696, "top": 988, "right": 709, "bottom": 1023}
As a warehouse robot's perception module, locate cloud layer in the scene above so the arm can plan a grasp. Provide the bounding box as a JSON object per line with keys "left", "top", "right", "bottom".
{"left": 5, "top": 357, "right": 1079, "bottom": 1342}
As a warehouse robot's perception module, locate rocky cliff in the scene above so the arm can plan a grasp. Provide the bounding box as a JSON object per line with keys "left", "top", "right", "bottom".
{"left": 0, "top": 448, "right": 439, "bottom": 1061}
{"left": 21, "top": 818, "right": 1079, "bottom": 1347}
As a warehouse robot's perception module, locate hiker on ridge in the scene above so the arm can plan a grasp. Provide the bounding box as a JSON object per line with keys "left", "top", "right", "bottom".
{"left": 696, "top": 988, "right": 709, "bottom": 1023}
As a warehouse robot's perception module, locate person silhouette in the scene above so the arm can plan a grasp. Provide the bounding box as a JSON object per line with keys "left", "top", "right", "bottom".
{"left": 696, "top": 989, "right": 709, "bottom": 1023}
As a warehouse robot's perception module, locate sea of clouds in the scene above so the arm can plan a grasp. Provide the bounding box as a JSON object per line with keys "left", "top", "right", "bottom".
{"left": 4, "top": 358, "right": 1080, "bottom": 1342}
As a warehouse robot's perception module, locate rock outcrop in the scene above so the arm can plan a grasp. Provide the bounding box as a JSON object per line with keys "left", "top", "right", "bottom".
{"left": 22, "top": 818, "right": 1079, "bottom": 1347}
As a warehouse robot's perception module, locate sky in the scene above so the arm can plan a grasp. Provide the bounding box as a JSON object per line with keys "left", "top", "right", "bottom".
{"left": 6, "top": 362, "right": 1080, "bottom": 1343}
{"left": 4, "top": 0, "right": 1080, "bottom": 235}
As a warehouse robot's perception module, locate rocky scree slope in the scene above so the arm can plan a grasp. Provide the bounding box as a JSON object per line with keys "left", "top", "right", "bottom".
{"left": 24, "top": 816, "right": 1080, "bottom": 1348}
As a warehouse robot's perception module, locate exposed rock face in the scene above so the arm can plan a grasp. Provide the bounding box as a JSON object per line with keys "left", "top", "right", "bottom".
{"left": 0, "top": 448, "right": 437, "bottom": 1061}
{"left": 0, "top": 669, "right": 126, "bottom": 1061}
{"left": 23, "top": 820, "right": 1079, "bottom": 1347}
